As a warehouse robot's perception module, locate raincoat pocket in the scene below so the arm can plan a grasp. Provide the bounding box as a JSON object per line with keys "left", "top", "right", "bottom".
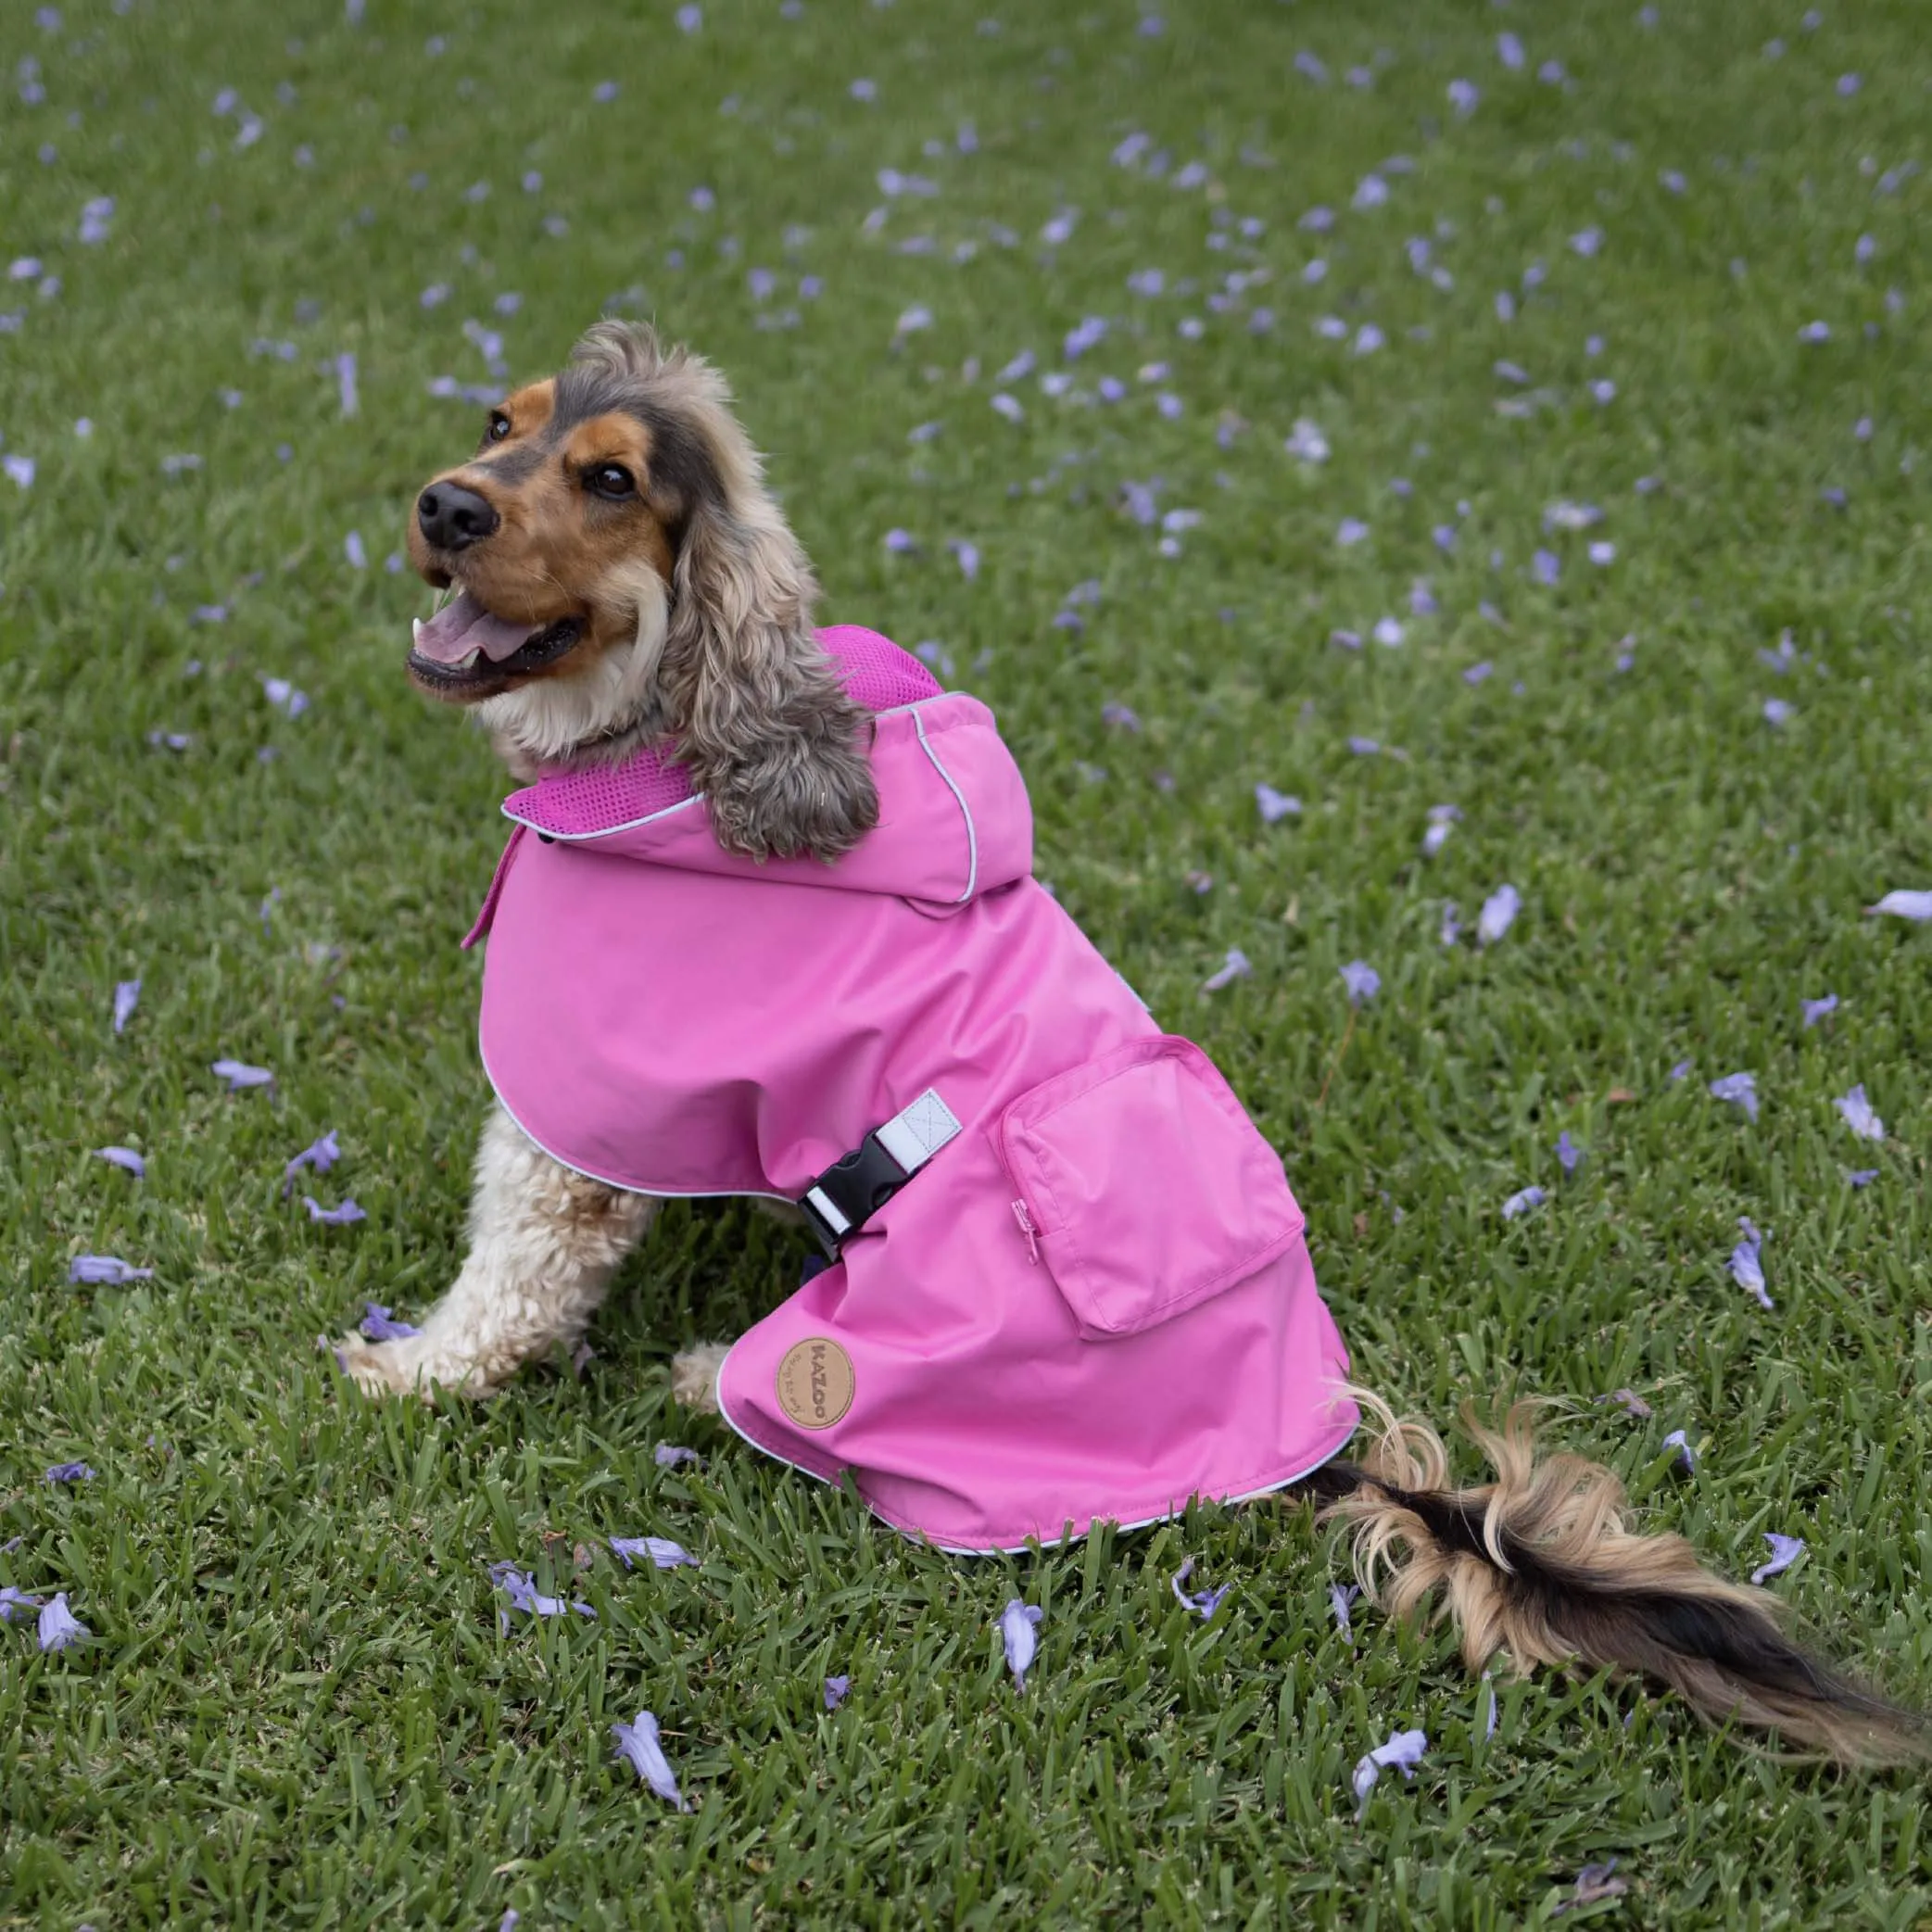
{"left": 995, "top": 1036, "right": 1306, "bottom": 1340}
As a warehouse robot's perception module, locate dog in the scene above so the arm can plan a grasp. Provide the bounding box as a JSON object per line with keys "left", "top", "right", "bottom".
{"left": 336, "top": 321, "right": 1919, "bottom": 1764}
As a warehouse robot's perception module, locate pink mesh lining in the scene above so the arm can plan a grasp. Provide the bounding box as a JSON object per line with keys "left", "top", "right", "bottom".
{"left": 504, "top": 625, "right": 941, "bottom": 837}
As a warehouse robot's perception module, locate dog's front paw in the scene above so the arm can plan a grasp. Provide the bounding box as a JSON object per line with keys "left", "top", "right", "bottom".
{"left": 329, "top": 1332, "right": 494, "bottom": 1401}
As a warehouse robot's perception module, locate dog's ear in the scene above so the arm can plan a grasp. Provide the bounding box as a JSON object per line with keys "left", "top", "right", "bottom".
{"left": 660, "top": 468, "right": 878, "bottom": 865}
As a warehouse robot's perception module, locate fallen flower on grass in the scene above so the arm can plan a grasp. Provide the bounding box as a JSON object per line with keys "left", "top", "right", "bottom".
{"left": 44, "top": 1463, "right": 95, "bottom": 1484}
{"left": 94, "top": 1146, "right": 145, "bottom": 1178}
{"left": 1352, "top": 1727, "right": 1426, "bottom": 1817}
{"left": 112, "top": 979, "right": 141, "bottom": 1033}
{"left": 0, "top": 1585, "right": 42, "bottom": 1623}
{"left": 1169, "top": 1558, "right": 1231, "bottom": 1620}
{"left": 1330, "top": 1582, "right": 1359, "bottom": 1640}
{"left": 1256, "top": 782, "right": 1302, "bottom": 823}
{"left": 611, "top": 1711, "right": 690, "bottom": 1810}
{"left": 359, "top": 1303, "right": 420, "bottom": 1340}
{"left": 1421, "top": 803, "right": 1459, "bottom": 856}
{"left": 38, "top": 1593, "right": 88, "bottom": 1652}
{"left": 1339, "top": 961, "right": 1380, "bottom": 1004}
{"left": 68, "top": 1256, "right": 152, "bottom": 1284}
{"left": 1556, "top": 1131, "right": 1583, "bottom": 1174}
{"left": 1440, "top": 903, "right": 1462, "bottom": 946}
{"left": 823, "top": 1674, "right": 852, "bottom": 1711}
{"left": 1848, "top": 1168, "right": 1879, "bottom": 1188}
{"left": 1662, "top": 1429, "right": 1696, "bottom": 1472}
{"left": 1001, "top": 1598, "right": 1043, "bottom": 1688}
{"left": 610, "top": 1535, "right": 697, "bottom": 1571}
{"left": 1750, "top": 1533, "right": 1805, "bottom": 1585}
{"left": 1866, "top": 890, "right": 1932, "bottom": 921}
{"left": 1730, "top": 1218, "right": 1772, "bottom": 1309}
{"left": 1554, "top": 1862, "right": 1629, "bottom": 1913}
{"left": 210, "top": 1058, "right": 274, "bottom": 1092}
{"left": 1597, "top": 1388, "right": 1652, "bottom": 1419}
{"left": 1502, "top": 1185, "right": 1546, "bottom": 1219}
{"left": 489, "top": 1562, "right": 595, "bottom": 1623}
{"left": 653, "top": 1445, "right": 702, "bottom": 1469}
{"left": 1708, "top": 1071, "right": 1759, "bottom": 1122}
{"left": 303, "top": 1196, "right": 366, "bottom": 1226}
{"left": 1202, "top": 948, "right": 1252, "bottom": 992}
{"left": 1477, "top": 884, "right": 1521, "bottom": 945}
{"left": 1836, "top": 1084, "right": 1885, "bottom": 1142}
{"left": 282, "top": 1129, "right": 340, "bottom": 1195}
{"left": 1801, "top": 993, "right": 1838, "bottom": 1027}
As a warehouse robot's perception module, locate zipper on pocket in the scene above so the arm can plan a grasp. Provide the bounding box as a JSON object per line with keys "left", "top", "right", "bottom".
{"left": 1010, "top": 1198, "right": 1040, "bottom": 1264}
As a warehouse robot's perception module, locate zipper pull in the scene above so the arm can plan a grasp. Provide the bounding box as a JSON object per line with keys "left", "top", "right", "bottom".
{"left": 1010, "top": 1198, "right": 1040, "bottom": 1264}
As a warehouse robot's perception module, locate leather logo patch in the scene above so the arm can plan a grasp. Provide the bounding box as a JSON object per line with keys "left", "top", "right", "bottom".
{"left": 776, "top": 1336, "right": 855, "bottom": 1431}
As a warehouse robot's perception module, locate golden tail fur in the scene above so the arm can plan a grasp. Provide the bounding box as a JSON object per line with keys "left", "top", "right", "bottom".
{"left": 1301, "top": 1389, "right": 1924, "bottom": 1767}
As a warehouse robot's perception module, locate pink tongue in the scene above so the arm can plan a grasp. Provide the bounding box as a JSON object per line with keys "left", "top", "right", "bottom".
{"left": 411, "top": 588, "right": 541, "bottom": 665}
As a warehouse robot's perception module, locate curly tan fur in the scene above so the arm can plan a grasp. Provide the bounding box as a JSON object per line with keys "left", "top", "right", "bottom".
{"left": 1312, "top": 1386, "right": 1925, "bottom": 1767}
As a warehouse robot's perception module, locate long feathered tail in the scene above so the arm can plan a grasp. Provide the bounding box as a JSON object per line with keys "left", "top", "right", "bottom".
{"left": 1299, "top": 1389, "right": 1925, "bottom": 1767}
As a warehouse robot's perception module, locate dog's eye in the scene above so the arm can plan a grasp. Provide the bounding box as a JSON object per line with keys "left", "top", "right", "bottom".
{"left": 485, "top": 411, "right": 511, "bottom": 444}
{"left": 587, "top": 463, "right": 636, "bottom": 499}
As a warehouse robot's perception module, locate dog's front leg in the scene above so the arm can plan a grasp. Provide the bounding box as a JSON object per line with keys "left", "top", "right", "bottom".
{"left": 334, "top": 1103, "right": 657, "bottom": 1398}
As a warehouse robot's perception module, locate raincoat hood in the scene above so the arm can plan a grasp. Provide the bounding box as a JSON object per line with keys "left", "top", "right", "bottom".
{"left": 464, "top": 625, "right": 1357, "bottom": 1552}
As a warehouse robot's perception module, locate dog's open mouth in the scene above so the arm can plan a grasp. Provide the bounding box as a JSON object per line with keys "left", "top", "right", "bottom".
{"left": 408, "top": 587, "right": 586, "bottom": 693}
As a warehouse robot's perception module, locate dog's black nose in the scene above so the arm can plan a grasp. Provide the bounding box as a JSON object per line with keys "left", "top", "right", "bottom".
{"left": 417, "top": 483, "right": 499, "bottom": 550}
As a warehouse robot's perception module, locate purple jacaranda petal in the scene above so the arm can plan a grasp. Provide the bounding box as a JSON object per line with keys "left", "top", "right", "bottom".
{"left": 303, "top": 1196, "right": 366, "bottom": 1226}
{"left": 1708, "top": 1071, "right": 1759, "bottom": 1122}
{"left": 1102, "top": 701, "right": 1142, "bottom": 732}
{"left": 1557, "top": 1863, "right": 1630, "bottom": 1913}
{"left": 1797, "top": 321, "right": 1831, "bottom": 344}
{"left": 37, "top": 1592, "right": 88, "bottom": 1652}
{"left": 1730, "top": 1218, "right": 1772, "bottom": 1309}
{"left": 1496, "top": 31, "right": 1524, "bottom": 68}
{"left": 1502, "top": 1186, "right": 1546, "bottom": 1220}
{"left": 211, "top": 1058, "right": 273, "bottom": 1092}
{"left": 823, "top": 1674, "right": 852, "bottom": 1711}
{"left": 499, "top": 1913, "right": 519, "bottom": 1932}
{"left": 1347, "top": 737, "right": 1380, "bottom": 757}
{"left": 1836, "top": 1084, "right": 1885, "bottom": 1142}
{"left": 1352, "top": 1727, "right": 1427, "bottom": 1816}
{"left": 1285, "top": 418, "right": 1329, "bottom": 462}
{"left": 1597, "top": 1388, "right": 1653, "bottom": 1419}
{"left": 1866, "top": 890, "right": 1932, "bottom": 921}
{"left": 1256, "top": 784, "right": 1302, "bottom": 824}
{"left": 1801, "top": 993, "right": 1838, "bottom": 1027}
{"left": 44, "top": 1462, "right": 95, "bottom": 1484}
{"left": 112, "top": 979, "right": 141, "bottom": 1034}
{"left": 1202, "top": 949, "right": 1252, "bottom": 993}
{"left": 282, "top": 1129, "right": 341, "bottom": 1196}
{"left": 1371, "top": 617, "right": 1404, "bottom": 647}
{"left": 611, "top": 1536, "right": 697, "bottom": 1571}
{"left": 359, "top": 1303, "right": 421, "bottom": 1341}
{"left": 1168, "top": 1558, "right": 1231, "bottom": 1620}
{"left": 1663, "top": 1429, "right": 1696, "bottom": 1472}
{"left": 1447, "top": 78, "right": 1479, "bottom": 114}
{"left": 1330, "top": 1582, "right": 1360, "bottom": 1640}
{"left": 572, "top": 1339, "right": 595, "bottom": 1377}
{"left": 1557, "top": 1131, "right": 1583, "bottom": 1175}
{"left": 1849, "top": 1168, "right": 1879, "bottom": 1188}
{"left": 1336, "top": 517, "right": 1370, "bottom": 547}
{"left": 654, "top": 1445, "right": 702, "bottom": 1469}
{"left": 611, "top": 1711, "right": 689, "bottom": 1809}
{"left": 1001, "top": 1598, "right": 1043, "bottom": 1687}
{"left": 490, "top": 1562, "right": 595, "bottom": 1622}
{"left": 1532, "top": 549, "right": 1560, "bottom": 586}
{"left": 1421, "top": 803, "right": 1458, "bottom": 857}
{"left": 0, "top": 1585, "right": 43, "bottom": 1623}
{"left": 1763, "top": 698, "right": 1793, "bottom": 727}
{"left": 1463, "top": 661, "right": 1494, "bottom": 686}
{"left": 1750, "top": 1533, "right": 1805, "bottom": 1585}
{"left": 1440, "top": 903, "right": 1462, "bottom": 946}
{"left": 1669, "top": 1059, "right": 1694, "bottom": 1081}
{"left": 94, "top": 1146, "right": 145, "bottom": 1179}
{"left": 68, "top": 1256, "right": 152, "bottom": 1284}
{"left": 1477, "top": 885, "right": 1521, "bottom": 946}
{"left": 1339, "top": 961, "right": 1380, "bottom": 1005}
{"left": 947, "top": 538, "right": 980, "bottom": 581}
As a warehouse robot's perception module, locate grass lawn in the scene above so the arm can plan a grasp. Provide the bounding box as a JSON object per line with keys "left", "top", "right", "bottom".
{"left": 5, "top": 0, "right": 1932, "bottom": 1922}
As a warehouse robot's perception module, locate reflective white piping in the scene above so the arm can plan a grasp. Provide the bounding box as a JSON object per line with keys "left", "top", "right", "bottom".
{"left": 912, "top": 706, "right": 979, "bottom": 903}
{"left": 500, "top": 691, "right": 957, "bottom": 844}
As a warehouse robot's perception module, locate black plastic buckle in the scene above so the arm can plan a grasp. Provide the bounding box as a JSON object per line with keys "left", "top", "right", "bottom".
{"left": 798, "top": 1131, "right": 913, "bottom": 1258}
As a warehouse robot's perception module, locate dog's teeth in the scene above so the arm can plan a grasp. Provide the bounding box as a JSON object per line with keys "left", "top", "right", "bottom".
{"left": 456, "top": 648, "right": 481, "bottom": 670}
{"left": 411, "top": 618, "right": 423, "bottom": 644}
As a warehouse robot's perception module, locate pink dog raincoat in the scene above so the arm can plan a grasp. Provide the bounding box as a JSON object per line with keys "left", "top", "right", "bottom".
{"left": 465, "top": 626, "right": 1357, "bottom": 1551}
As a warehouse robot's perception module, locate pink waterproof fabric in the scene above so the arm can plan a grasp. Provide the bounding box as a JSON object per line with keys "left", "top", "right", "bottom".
{"left": 469, "top": 625, "right": 1357, "bottom": 1551}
